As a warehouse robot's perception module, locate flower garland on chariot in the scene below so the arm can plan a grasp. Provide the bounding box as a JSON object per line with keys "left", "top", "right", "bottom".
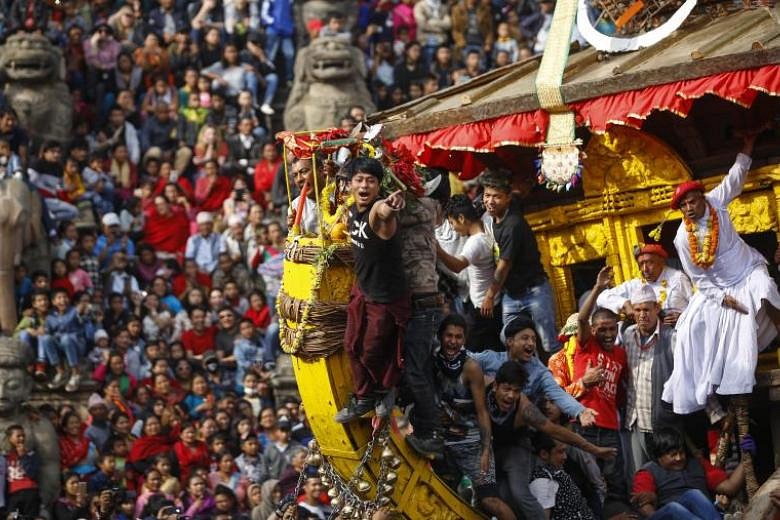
{"left": 276, "top": 124, "right": 427, "bottom": 239}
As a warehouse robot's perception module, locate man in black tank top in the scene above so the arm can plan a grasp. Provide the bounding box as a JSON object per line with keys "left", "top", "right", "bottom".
{"left": 433, "top": 314, "right": 515, "bottom": 520}
{"left": 487, "top": 361, "right": 616, "bottom": 518}
{"left": 335, "top": 158, "right": 411, "bottom": 424}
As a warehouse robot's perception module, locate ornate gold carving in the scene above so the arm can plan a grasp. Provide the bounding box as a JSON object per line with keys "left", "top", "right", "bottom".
{"left": 525, "top": 126, "right": 780, "bottom": 334}
{"left": 728, "top": 195, "right": 775, "bottom": 234}
{"left": 547, "top": 223, "right": 609, "bottom": 266}
{"left": 412, "top": 483, "right": 463, "bottom": 520}
{"left": 582, "top": 126, "right": 692, "bottom": 196}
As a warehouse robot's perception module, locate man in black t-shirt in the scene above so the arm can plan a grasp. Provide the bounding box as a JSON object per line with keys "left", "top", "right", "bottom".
{"left": 480, "top": 169, "right": 560, "bottom": 353}
{"left": 335, "top": 158, "right": 410, "bottom": 424}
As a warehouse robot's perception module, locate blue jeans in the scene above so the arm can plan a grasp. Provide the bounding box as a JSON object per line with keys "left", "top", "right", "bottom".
{"left": 495, "top": 442, "right": 544, "bottom": 518}
{"left": 244, "top": 70, "right": 259, "bottom": 101}
{"left": 502, "top": 279, "right": 560, "bottom": 353}
{"left": 401, "top": 306, "right": 441, "bottom": 437}
{"left": 38, "top": 333, "right": 83, "bottom": 367}
{"left": 263, "top": 321, "right": 281, "bottom": 365}
{"left": 18, "top": 331, "right": 39, "bottom": 362}
{"left": 651, "top": 489, "right": 720, "bottom": 520}
{"left": 262, "top": 72, "right": 279, "bottom": 106}
{"left": 573, "top": 425, "right": 626, "bottom": 502}
{"left": 265, "top": 29, "right": 295, "bottom": 82}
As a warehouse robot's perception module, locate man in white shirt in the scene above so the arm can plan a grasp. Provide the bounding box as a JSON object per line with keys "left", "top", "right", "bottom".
{"left": 436, "top": 194, "right": 502, "bottom": 350}
{"left": 597, "top": 244, "right": 692, "bottom": 326}
{"left": 622, "top": 284, "right": 679, "bottom": 473}
{"left": 663, "top": 130, "right": 780, "bottom": 414}
{"left": 185, "top": 211, "right": 226, "bottom": 274}
{"left": 297, "top": 474, "right": 332, "bottom": 519}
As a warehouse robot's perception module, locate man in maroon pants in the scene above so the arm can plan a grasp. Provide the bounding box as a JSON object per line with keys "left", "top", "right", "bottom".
{"left": 335, "top": 157, "right": 410, "bottom": 423}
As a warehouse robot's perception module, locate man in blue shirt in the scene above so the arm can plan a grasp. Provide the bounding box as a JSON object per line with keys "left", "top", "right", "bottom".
{"left": 469, "top": 315, "right": 598, "bottom": 427}
{"left": 94, "top": 212, "right": 136, "bottom": 269}
{"left": 185, "top": 211, "right": 226, "bottom": 274}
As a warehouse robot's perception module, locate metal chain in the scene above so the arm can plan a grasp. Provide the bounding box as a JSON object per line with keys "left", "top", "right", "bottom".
{"left": 298, "top": 423, "right": 392, "bottom": 519}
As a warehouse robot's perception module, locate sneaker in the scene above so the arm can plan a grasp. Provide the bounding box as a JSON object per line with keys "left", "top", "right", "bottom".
{"left": 260, "top": 103, "right": 275, "bottom": 115}
{"left": 374, "top": 389, "right": 396, "bottom": 419}
{"left": 65, "top": 372, "right": 81, "bottom": 393}
{"left": 33, "top": 362, "right": 47, "bottom": 382}
{"left": 406, "top": 433, "right": 444, "bottom": 460}
{"left": 48, "top": 371, "right": 67, "bottom": 389}
{"left": 335, "top": 395, "right": 376, "bottom": 424}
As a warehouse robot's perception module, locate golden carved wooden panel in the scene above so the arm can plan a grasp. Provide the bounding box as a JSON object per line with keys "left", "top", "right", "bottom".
{"left": 526, "top": 127, "right": 780, "bottom": 327}
{"left": 582, "top": 126, "right": 692, "bottom": 196}
{"left": 728, "top": 193, "right": 776, "bottom": 234}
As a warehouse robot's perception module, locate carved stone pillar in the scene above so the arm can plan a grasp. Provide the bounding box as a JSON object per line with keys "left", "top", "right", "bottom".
{"left": 0, "top": 181, "right": 26, "bottom": 333}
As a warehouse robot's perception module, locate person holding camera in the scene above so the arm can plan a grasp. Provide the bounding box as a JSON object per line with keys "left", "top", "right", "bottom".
{"left": 53, "top": 472, "right": 90, "bottom": 520}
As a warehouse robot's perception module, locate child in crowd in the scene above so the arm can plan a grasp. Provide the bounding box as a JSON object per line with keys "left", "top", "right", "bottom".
{"left": 154, "top": 454, "right": 180, "bottom": 497}
{"left": 233, "top": 318, "right": 265, "bottom": 390}
{"left": 529, "top": 432, "right": 596, "bottom": 520}
{"left": 4, "top": 424, "right": 41, "bottom": 518}
{"left": 40, "top": 287, "right": 88, "bottom": 392}
{"left": 88, "top": 452, "right": 120, "bottom": 493}
{"left": 235, "top": 436, "right": 266, "bottom": 485}
{"left": 14, "top": 290, "right": 50, "bottom": 380}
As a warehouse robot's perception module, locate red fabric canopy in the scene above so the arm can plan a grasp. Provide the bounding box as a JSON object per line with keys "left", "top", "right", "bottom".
{"left": 396, "top": 64, "right": 780, "bottom": 179}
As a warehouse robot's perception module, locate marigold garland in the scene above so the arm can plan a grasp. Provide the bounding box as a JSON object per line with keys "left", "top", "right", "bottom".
{"left": 685, "top": 202, "right": 719, "bottom": 269}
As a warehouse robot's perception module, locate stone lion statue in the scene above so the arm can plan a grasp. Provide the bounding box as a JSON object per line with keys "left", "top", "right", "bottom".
{"left": 0, "top": 32, "right": 73, "bottom": 145}
{"left": 284, "top": 37, "right": 376, "bottom": 131}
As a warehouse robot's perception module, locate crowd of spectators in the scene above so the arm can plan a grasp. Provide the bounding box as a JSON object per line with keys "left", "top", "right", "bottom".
{"left": 0, "top": 0, "right": 761, "bottom": 519}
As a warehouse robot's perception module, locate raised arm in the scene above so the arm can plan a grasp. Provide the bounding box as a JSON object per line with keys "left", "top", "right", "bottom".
{"left": 577, "top": 266, "right": 613, "bottom": 345}
{"left": 709, "top": 131, "right": 759, "bottom": 207}
{"left": 368, "top": 190, "right": 405, "bottom": 240}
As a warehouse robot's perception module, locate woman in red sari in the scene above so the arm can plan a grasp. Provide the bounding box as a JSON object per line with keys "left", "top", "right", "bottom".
{"left": 154, "top": 162, "right": 194, "bottom": 201}
{"left": 128, "top": 415, "right": 179, "bottom": 474}
{"left": 151, "top": 373, "right": 185, "bottom": 407}
{"left": 194, "top": 159, "right": 232, "bottom": 213}
{"left": 173, "top": 422, "right": 211, "bottom": 484}
{"left": 59, "top": 412, "right": 97, "bottom": 475}
{"left": 143, "top": 195, "right": 190, "bottom": 255}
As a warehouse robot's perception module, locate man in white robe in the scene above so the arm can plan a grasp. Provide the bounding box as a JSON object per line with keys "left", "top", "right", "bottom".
{"left": 597, "top": 244, "right": 692, "bottom": 326}
{"left": 662, "top": 132, "right": 780, "bottom": 414}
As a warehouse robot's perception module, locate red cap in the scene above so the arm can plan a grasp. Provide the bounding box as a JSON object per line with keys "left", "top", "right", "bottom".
{"left": 307, "top": 19, "right": 324, "bottom": 34}
{"left": 635, "top": 243, "right": 668, "bottom": 259}
{"left": 671, "top": 180, "right": 705, "bottom": 210}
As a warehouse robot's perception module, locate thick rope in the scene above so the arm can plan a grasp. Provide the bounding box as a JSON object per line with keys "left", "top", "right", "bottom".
{"left": 733, "top": 395, "right": 759, "bottom": 498}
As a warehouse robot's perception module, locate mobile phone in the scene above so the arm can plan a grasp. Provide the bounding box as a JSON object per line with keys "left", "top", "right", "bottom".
{"left": 78, "top": 481, "right": 88, "bottom": 496}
